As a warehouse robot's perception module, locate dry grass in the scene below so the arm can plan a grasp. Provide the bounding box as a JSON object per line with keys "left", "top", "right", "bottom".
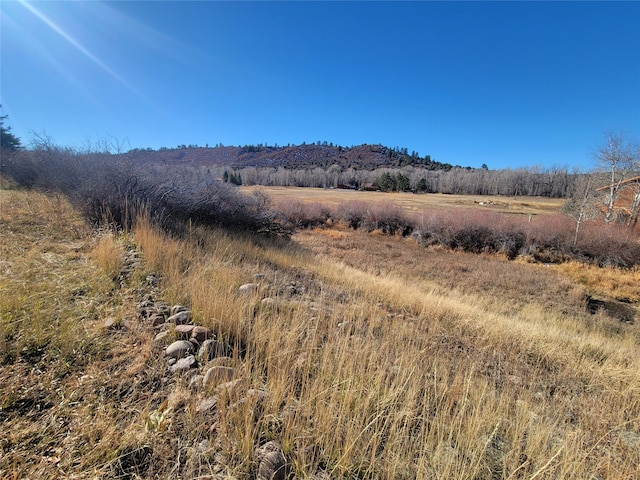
{"left": 242, "top": 186, "right": 565, "bottom": 216}
{"left": 2, "top": 188, "right": 639, "bottom": 479}
{"left": 552, "top": 261, "right": 640, "bottom": 302}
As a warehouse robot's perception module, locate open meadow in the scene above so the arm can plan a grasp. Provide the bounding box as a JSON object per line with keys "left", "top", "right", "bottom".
{"left": 241, "top": 186, "right": 565, "bottom": 217}
{"left": 1, "top": 186, "right": 639, "bottom": 479}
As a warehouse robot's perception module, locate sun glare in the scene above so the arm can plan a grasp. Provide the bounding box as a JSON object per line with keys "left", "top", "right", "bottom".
{"left": 17, "top": 0, "right": 133, "bottom": 90}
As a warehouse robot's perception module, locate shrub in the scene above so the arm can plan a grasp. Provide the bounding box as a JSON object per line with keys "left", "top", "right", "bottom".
{"left": 362, "top": 202, "right": 413, "bottom": 235}
{"left": 1, "top": 146, "right": 284, "bottom": 236}
{"left": 275, "top": 200, "right": 332, "bottom": 229}
{"left": 336, "top": 201, "right": 369, "bottom": 230}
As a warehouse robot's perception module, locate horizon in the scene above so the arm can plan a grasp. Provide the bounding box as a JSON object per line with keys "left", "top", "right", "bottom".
{"left": 2, "top": 1, "right": 639, "bottom": 171}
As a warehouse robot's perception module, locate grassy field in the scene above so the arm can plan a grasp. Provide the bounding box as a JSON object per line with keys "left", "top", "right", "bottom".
{"left": 241, "top": 186, "right": 565, "bottom": 216}
{"left": 1, "top": 187, "right": 639, "bottom": 479}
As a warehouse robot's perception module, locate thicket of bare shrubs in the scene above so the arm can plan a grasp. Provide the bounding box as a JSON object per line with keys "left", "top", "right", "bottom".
{"left": 275, "top": 198, "right": 640, "bottom": 267}
{"left": 1, "top": 146, "right": 282, "bottom": 236}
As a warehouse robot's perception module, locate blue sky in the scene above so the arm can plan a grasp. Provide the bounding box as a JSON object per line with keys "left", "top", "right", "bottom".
{"left": 1, "top": 1, "right": 639, "bottom": 170}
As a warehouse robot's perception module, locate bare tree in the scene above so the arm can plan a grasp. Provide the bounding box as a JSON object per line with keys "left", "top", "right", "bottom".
{"left": 596, "top": 132, "right": 637, "bottom": 223}
{"left": 562, "top": 172, "right": 601, "bottom": 245}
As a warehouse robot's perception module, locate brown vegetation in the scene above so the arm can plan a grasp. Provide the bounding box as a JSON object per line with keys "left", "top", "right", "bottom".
{"left": 1, "top": 187, "right": 639, "bottom": 479}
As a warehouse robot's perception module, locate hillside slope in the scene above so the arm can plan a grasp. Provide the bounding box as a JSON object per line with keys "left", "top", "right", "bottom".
{"left": 124, "top": 143, "right": 457, "bottom": 170}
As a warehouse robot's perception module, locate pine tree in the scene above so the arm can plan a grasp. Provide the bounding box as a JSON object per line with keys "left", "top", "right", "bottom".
{"left": 0, "top": 109, "right": 22, "bottom": 150}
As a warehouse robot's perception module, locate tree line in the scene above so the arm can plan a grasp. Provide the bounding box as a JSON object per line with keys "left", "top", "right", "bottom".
{"left": 220, "top": 164, "right": 575, "bottom": 197}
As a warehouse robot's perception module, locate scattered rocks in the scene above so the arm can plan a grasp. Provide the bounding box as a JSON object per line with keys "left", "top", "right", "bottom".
{"left": 165, "top": 340, "right": 195, "bottom": 359}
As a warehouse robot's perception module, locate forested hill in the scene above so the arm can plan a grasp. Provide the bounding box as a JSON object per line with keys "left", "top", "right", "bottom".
{"left": 125, "top": 143, "right": 458, "bottom": 170}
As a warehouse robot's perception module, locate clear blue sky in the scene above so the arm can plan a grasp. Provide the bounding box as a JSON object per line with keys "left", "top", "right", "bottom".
{"left": 1, "top": 1, "right": 639, "bottom": 170}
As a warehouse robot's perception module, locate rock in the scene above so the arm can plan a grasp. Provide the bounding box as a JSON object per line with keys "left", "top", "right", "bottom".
{"left": 166, "top": 357, "right": 177, "bottom": 366}
{"left": 153, "top": 322, "right": 168, "bottom": 332}
{"left": 257, "top": 450, "right": 288, "bottom": 480}
{"left": 198, "top": 339, "right": 230, "bottom": 362}
{"left": 191, "top": 325, "right": 213, "bottom": 344}
{"left": 170, "top": 355, "right": 197, "bottom": 373}
{"left": 165, "top": 340, "right": 195, "bottom": 359}
{"left": 214, "top": 378, "right": 246, "bottom": 401}
{"left": 239, "top": 283, "right": 259, "bottom": 295}
{"left": 261, "top": 297, "right": 276, "bottom": 306}
{"left": 168, "top": 310, "right": 191, "bottom": 325}
{"left": 170, "top": 305, "right": 188, "bottom": 316}
{"left": 155, "top": 302, "right": 170, "bottom": 317}
{"left": 255, "top": 440, "right": 283, "bottom": 463}
{"left": 150, "top": 314, "right": 166, "bottom": 327}
{"left": 136, "top": 298, "right": 155, "bottom": 313}
{"left": 175, "top": 324, "right": 195, "bottom": 339}
{"left": 153, "top": 330, "right": 172, "bottom": 346}
{"left": 197, "top": 395, "right": 218, "bottom": 413}
{"left": 104, "top": 317, "right": 120, "bottom": 330}
{"left": 203, "top": 366, "right": 235, "bottom": 388}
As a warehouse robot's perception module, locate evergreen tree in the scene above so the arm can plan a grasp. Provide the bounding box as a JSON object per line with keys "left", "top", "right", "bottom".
{"left": 0, "top": 109, "right": 22, "bottom": 150}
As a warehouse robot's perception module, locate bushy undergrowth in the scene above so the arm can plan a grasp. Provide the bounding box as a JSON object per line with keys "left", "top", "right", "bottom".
{"left": 277, "top": 199, "right": 640, "bottom": 267}
{"left": 1, "top": 147, "right": 283, "bottom": 236}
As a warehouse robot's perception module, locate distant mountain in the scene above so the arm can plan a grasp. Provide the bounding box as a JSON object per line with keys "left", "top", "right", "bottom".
{"left": 124, "top": 143, "right": 460, "bottom": 171}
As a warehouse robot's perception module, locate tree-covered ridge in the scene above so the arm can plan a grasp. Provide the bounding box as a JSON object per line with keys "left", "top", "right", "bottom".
{"left": 125, "top": 142, "right": 456, "bottom": 171}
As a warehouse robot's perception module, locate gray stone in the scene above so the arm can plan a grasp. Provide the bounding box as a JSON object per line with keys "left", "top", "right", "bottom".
{"left": 170, "top": 305, "right": 188, "bottom": 316}
{"left": 153, "top": 330, "right": 172, "bottom": 346}
{"left": 257, "top": 450, "right": 288, "bottom": 480}
{"left": 197, "top": 395, "right": 218, "bottom": 413}
{"left": 238, "top": 283, "right": 259, "bottom": 295}
{"left": 175, "top": 324, "right": 195, "bottom": 339}
{"left": 168, "top": 310, "right": 191, "bottom": 325}
{"left": 255, "top": 440, "right": 283, "bottom": 463}
{"left": 104, "top": 317, "right": 119, "bottom": 330}
{"left": 150, "top": 314, "right": 166, "bottom": 327}
{"left": 197, "top": 339, "right": 229, "bottom": 362}
{"left": 214, "top": 378, "right": 246, "bottom": 401}
{"left": 203, "top": 366, "right": 235, "bottom": 388}
{"left": 165, "top": 340, "right": 194, "bottom": 359}
{"left": 190, "top": 325, "right": 213, "bottom": 344}
{"left": 170, "top": 355, "right": 197, "bottom": 373}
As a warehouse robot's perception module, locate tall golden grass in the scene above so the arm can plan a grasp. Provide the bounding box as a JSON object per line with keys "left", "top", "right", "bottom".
{"left": 130, "top": 216, "right": 640, "bottom": 478}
